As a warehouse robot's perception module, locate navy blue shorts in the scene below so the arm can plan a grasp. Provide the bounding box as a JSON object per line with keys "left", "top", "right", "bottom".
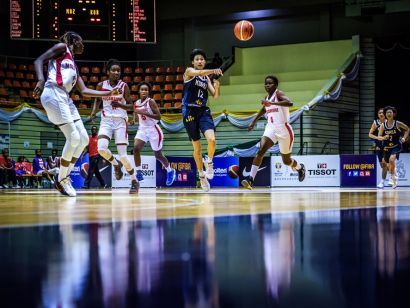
{"left": 383, "top": 145, "right": 401, "bottom": 162}
{"left": 182, "top": 107, "right": 215, "bottom": 141}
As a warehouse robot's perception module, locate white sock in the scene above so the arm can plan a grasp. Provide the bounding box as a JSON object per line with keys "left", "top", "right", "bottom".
{"left": 67, "top": 163, "right": 75, "bottom": 175}
{"left": 165, "top": 165, "right": 172, "bottom": 172}
{"left": 199, "top": 170, "right": 205, "bottom": 177}
{"left": 207, "top": 157, "right": 213, "bottom": 164}
{"left": 111, "top": 157, "right": 119, "bottom": 166}
{"left": 250, "top": 165, "right": 259, "bottom": 179}
{"left": 59, "top": 165, "right": 69, "bottom": 181}
{"left": 136, "top": 166, "right": 142, "bottom": 171}
{"left": 130, "top": 173, "right": 136, "bottom": 181}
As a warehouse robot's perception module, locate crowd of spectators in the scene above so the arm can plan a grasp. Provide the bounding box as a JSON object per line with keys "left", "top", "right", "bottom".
{"left": 0, "top": 148, "right": 60, "bottom": 189}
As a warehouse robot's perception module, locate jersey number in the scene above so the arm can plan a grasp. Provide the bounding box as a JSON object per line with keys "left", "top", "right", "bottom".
{"left": 198, "top": 89, "right": 204, "bottom": 99}
{"left": 141, "top": 115, "right": 147, "bottom": 120}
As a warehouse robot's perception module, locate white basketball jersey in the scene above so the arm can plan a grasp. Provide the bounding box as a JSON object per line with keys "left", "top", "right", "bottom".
{"left": 265, "top": 90, "right": 290, "bottom": 125}
{"left": 45, "top": 45, "right": 77, "bottom": 93}
{"left": 134, "top": 97, "right": 158, "bottom": 127}
{"left": 101, "top": 80, "right": 128, "bottom": 119}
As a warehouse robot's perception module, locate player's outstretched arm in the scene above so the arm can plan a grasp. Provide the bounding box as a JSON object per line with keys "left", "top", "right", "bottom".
{"left": 76, "top": 76, "right": 118, "bottom": 97}
{"left": 184, "top": 67, "right": 223, "bottom": 79}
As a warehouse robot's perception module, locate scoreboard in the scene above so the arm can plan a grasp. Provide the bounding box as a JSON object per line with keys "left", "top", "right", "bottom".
{"left": 10, "top": 0, "right": 156, "bottom": 43}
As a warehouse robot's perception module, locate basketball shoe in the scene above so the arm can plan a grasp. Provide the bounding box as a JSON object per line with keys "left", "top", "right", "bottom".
{"left": 297, "top": 163, "right": 306, "bottom": 182}
{"left": 241, "top": 176, "right": 254, "bottom": 190}
{"left": 129, "top": 179, "right": 140, "bottom": 194}
{"left": 166, "top": 168, "right": 176, "bottom": 186}
{"left": 199, "top": 175, "right": 210, "bottom": 192}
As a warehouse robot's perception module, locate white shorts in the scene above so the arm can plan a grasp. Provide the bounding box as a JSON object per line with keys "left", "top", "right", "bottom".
{"left": 263, "top": 123, "right": 294, "bottom": 154}
{"left": 40, "top": 85, "right": 80, "bottom": 125}
{"left": 135, "top": 124, "right": 164, "bottom": 151}
{"left": 99, "top": 117, "right": 129, "bottom": 145}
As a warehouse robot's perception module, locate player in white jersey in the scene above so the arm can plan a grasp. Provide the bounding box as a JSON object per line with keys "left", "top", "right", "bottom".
{"left": 90, "top": 59, "right": 139, "bottom": 194}
{"left": 242, "top": 76, "right": 305, "bottom": 189}
{"left": 112, "top": 82, "right": 176, "bottom": 186}
{"left": 33, "top": 32, "right": 119, "bottom": 197}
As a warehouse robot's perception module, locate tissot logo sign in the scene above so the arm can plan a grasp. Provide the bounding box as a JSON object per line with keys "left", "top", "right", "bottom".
{"left": 307, "top": 162, "right": 337, "bottom": 176}
{"left": 272, "top": 155, "right": 340, "bottom": 187}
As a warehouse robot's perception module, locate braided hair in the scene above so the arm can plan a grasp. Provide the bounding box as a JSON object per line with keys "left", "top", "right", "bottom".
{"left": 106, "top": 59, "right": 121, "bottom": 71}
{"left": 59, "top": 31, "right": 81, "bottom": 46}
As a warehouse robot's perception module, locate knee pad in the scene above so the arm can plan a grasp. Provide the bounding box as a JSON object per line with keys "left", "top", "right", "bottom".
{"left": 70, "top": 130, "right": 81, "bottom": 148}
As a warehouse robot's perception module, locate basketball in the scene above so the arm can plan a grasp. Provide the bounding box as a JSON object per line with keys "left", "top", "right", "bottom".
{"left": 234, "top": 20, "right": 254, "bottom": 41}
{"left": 228, "top": 165, "right": 240, "bottom": 179}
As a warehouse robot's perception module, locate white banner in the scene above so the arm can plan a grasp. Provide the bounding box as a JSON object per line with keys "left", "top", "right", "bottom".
{"left": 271, "top": 155, "right": 340, "bottom": 187}
{"left": 377, "top": 153, "right": 410, "bottom": 187}
{"left": 112, "top": 155, "right": 157, "bottom": 188}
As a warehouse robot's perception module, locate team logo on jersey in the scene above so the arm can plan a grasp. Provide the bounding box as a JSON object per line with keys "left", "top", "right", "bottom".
{"left": 185, "top": 115, "right": 195, "bottom": 122}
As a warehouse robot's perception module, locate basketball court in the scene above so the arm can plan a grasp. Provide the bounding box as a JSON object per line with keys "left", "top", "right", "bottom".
{"left": 1, "top": 187, "right": 409, "bottom": 307}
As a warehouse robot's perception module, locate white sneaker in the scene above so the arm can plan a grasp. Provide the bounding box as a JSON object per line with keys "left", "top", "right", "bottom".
{"left": 60, "top": 177, "right": 77, "bottom": 197}
{"left": 199, "top": 175, "right": 210, "bottom": 192}
{"left": 204, "top": 160, "right": 214, "bottom": 180}
{"left": 392, "top": 176, "right": 398, "bottom": 189}
{"left": 388, "top": 178, "right": 394, "bottom": 186}
{"left": 377, "top": 180, "right": 384, "bottom": 189}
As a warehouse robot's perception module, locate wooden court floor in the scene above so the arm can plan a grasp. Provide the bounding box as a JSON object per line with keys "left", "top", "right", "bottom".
{"left": 1, "top": 187, "right": 410, "bottom": 307}
{"left": 1, "top": 187, "right": 409, "bottom": 227}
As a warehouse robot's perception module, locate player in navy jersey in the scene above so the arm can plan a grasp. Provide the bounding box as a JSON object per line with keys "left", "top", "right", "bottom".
{"left": 369, "top": 108, "right": 390, "bottom": 188}
{"left": 33, "top": 32, "right": 119, "bottom": 197}
{"left": 378, "top": 106, "right": 409, "bottom": 189}
{"left": 182, "top": 49, "right": 223, "bottom": 191}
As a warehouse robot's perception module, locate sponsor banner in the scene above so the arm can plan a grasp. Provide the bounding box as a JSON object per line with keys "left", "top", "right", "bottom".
{"left": 70, "top": 154, "right": 87, "bottom": 189}
{"left": 71, "top": 154, "right": 112, "bottom": 188}
{"left": 209, "top": 157, "right": 239, "bottom": 187}
{"left": 239, "top": 157, "right": 271, "bottom": 187}
{"left": 377, "top": 153, "right": 410, "bottom": 187}
{"left": 156, "top": 156, "right": 197, "bottom": 187}
{"left": 112, "top": 155, "right": 157, "bottom": 188}
{"left": 340, "top": 154, "right": 377, "bottom": 187}
{"left": 271, "top": 155, "right": 340, "bottom": 187}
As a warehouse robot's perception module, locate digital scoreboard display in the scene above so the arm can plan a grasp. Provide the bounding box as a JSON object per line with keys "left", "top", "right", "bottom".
{"left": 10, "top": 0, "right": 156, "bottom": 43}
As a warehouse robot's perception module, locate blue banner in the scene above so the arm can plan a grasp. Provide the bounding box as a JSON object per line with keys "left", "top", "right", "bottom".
{"left": 209, "top": 157, "right": 239, "bottom": 187}
{"left": 70, "top": 153, "right": 112, "bottom": 189}
{"left": 156, "top": 156, "right": 197, "bottom": 187}
{"left": 70, "top": 154, "right": 87, "bottom": 189}
{"left": 340, "top": 154, "right": 377, "bottom": 187}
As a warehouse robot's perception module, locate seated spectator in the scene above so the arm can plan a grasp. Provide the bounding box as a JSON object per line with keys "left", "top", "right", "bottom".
{"left": 0, "top": 148, "right": 17, "bottom": 188}
{"left": 47, "top": 148, "right": 60, "bottom": 177}
{"left": 15, "top": 156, "right": 33, "bottom": 188}
{"left": 32, "top": 149, "right": 56, "bottom": 186}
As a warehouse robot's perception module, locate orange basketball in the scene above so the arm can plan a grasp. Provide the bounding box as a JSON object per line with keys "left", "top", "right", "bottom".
{"left": 234, "top": 20, "right": 254, "bottom": 41}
